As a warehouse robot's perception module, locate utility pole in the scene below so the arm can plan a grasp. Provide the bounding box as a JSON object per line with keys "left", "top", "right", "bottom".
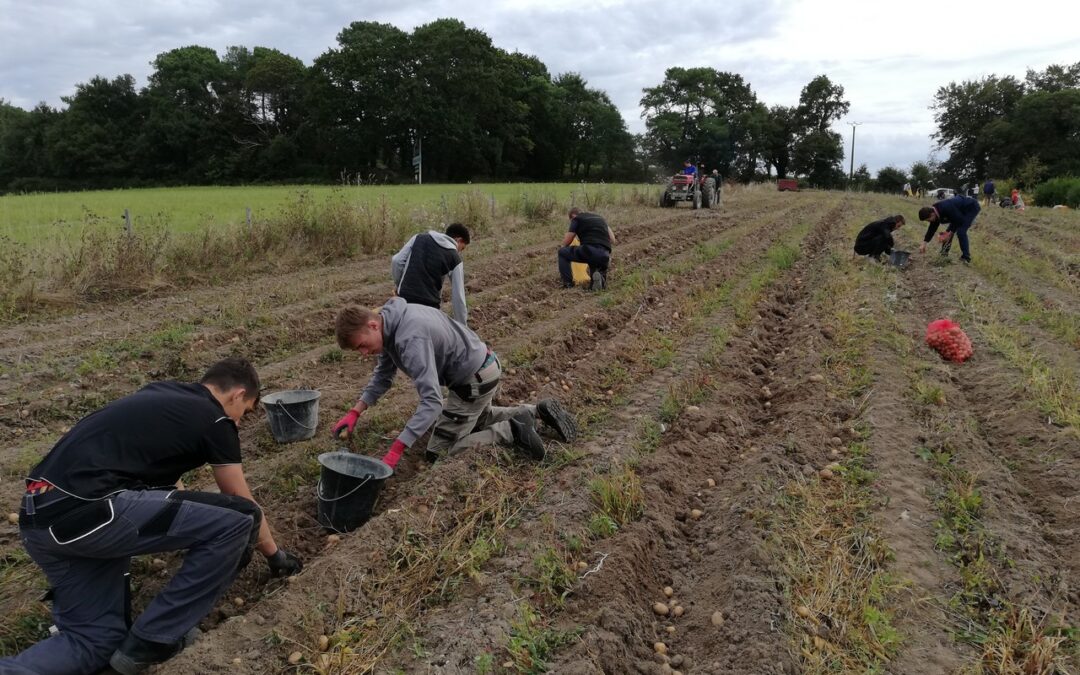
{"left": 848, "top": 122, "right": 861, "bottom": 181}
{"left": 412, "top": 136, "right": 423, "bottom": 185}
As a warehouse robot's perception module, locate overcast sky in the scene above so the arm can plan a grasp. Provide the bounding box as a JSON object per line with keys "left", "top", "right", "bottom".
{"left": 2, "top": 0, "right": 1077, "bottom": 174}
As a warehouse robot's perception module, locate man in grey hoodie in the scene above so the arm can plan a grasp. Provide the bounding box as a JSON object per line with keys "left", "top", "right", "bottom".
{"left": 391, "top": 223, "right": 470, "bottom": 325}
{"left": 331, "top": 298, "right": 577, "bottom": 467}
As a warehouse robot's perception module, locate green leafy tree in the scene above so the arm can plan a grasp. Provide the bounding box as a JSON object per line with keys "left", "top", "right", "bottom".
{"left": 45, "top": 75, "right": 142, "bottom": 183}
{"left": 792, "top": 129, "right": 845, "bottom": 187}
{"left": 762, "top": 105, "right": 796, "bottom": 178}
{"left": 308, "top": 22, "right": 413, "bottom": 179}
{"left": 909, "top": 161, "right": 933, "bottom": 190}
{"left": 640, "top": 68, "right": 761, "bottom": 177}
{"left": 850, "top": 163, "right": 872, "bottom": 191}
{"left": 791, "top": 76, "right": 848, "bottom": 188}
{"left": 930, "top": 74, "right": 1025, "bottom": 180}
{"left": 875, "top": 166, "right": 907, "bottom": 194}
{"left": 1024, "top": 62, "right": 1080, "bottom": 93}
{"left": 795, "top": 75, "right": 850, "bottom": 132}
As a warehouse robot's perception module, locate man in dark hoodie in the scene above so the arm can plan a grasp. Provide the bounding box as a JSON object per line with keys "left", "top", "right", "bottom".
{"left": 391, "top": 223, "right": 470, "bottom": 325}
{"left": 331, "top": 298, "right": 578, "bottom": 466}
{"left": 853, "top": 214, "right": 905, "bottom": 261}
{"left": 918, "top": 194, "right": 981, "bottom": 263}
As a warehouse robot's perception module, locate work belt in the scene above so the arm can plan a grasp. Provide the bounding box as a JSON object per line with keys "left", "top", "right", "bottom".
{"left": 19, "top": 486, "right": 84, "bottom": 530}
{"left": 448, "top": 350, "right": 501, "bottom": 401}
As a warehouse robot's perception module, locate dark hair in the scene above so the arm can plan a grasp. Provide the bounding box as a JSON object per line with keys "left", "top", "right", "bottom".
{"left": 445, "top": 222, "right": 470, "bottom": 244}
{"left": 335, "top": 306, "right": 380, "bottom": 348}
{"left": 200, "top": 358, "right": 260, "bottom": 400}
{"left": 568, "top": 207, "right": 581, "bottom": 217}
{"left": 917, "top": 207, "right": 934, "bottom": 221}
{"left": 893, "top": 214, "right": 905, "bottom": 225}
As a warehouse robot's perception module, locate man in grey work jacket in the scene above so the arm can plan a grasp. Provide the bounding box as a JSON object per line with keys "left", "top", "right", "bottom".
{"left": 331, "top": 298, "right": 577, "bottom": 467}
{"left": 391, "top": 223, "right": 470, "bottom": 325}
{"left": 1, "top": 358, "right": 302, "bottom": 675}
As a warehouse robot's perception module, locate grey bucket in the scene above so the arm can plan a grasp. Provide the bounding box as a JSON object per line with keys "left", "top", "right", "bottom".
{"left": 889, "top": 250, "right": 911, "bottom": 267}
{"left": 316, "top": 451, "right": 393, "bottom": 532}
{"left": 261, "top": 389, "right": 320, "bottom": 443}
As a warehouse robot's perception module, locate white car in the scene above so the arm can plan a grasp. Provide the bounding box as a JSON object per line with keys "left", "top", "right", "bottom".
{"left": 925, "top": 186, "right": 955, "bottom": 200}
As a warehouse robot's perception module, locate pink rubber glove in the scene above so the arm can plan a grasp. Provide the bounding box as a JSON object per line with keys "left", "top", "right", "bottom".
{"left": 332, "top": 410, "right": 360, "bottom": 438}
{"left": 381, "top": 439, "right": 407, "bottom": 469}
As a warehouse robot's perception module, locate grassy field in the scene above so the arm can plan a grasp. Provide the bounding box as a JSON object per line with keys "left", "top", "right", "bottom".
{"left": 0, "top": 182, "right": 644, "bottom": 244}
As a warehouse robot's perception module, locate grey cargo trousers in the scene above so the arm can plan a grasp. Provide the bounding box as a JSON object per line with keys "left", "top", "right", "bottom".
{"left": 0, "top": 488, "right": 260, "bottom": 675}
{"left": 426, "top": 352, "right": 536, "bottom": 458}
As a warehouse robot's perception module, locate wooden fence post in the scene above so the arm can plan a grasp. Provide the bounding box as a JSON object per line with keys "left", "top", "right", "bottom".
{"left": 246, "top": 207, "right": 252, "bottom": 228}
{"left": 123, "top": 209, "right": 132, "bottom": 235}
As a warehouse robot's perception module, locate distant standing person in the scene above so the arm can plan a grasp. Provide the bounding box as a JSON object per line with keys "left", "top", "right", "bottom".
{"left": 391, "top": 223, "right": 470, "bottom": 326}
{"left": 558, "top": 208, "right": 616, "bottom": 291}
{"left": 918, "top": 194, "right": 981, "bottom": 263}
{"left": 982, "top": 179, "right": 995, "bottom": 207}
{"left": 853, "top": 215, "right": 905, "bottom": 261}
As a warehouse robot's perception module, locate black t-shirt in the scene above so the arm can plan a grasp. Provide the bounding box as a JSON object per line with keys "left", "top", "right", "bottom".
{"left": 569, "top": 212, "right": 611, "bottom": 251}
{"left": 29, "top": 381, "right": 242, "bottom": 499}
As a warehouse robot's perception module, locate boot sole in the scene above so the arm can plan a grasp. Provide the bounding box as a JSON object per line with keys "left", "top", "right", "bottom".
{"left": 537, "top": 400, "right": 577, "bottom": 443}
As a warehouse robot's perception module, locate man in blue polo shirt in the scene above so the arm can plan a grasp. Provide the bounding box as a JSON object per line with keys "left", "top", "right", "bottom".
{"left": 1, "top": 358, "right": 302, "bottom": 675}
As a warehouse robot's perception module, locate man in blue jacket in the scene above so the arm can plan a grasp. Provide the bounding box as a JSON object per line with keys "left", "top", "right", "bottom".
{"left": 917, "top": 195, "right": 981, "bottom": 263}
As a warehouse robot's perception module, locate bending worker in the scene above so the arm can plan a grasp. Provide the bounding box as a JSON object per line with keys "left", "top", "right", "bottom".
{"left": 332, "top": 298, "right": 577, "bottom": 466}
{"left": 391, "top": 223, "right": 471, "bottom": 325}
{"left": 853, "top": 214, "right": 904, "bottom": 261}
{"left": 558, "top": 207, "right": 616, "bottom": 291}
{"left": 1, "top": 358, "right": 302, "bottom": 675}
{"left": 918, "top": 193, "right": 981, "bottom": 263}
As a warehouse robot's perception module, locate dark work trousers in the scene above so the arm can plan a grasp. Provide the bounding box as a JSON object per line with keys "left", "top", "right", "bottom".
{"left": 558, "top": 244, "right": 610, "bottom": 285}
{"left": 1, "top": 489, "right": 261, "bottom": 675}
{"left": 853, "top": 234, "right": 891, "bottom": 260}
{"left": 426, "top": 354, "right": 534, "bottom": 459}
{"left": 953, "top": 224, "right": 972, "bottom": 260}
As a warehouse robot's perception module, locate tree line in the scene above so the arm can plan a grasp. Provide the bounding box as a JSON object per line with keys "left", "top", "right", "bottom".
{"left": 842, "top": 62, "right": 1080, "bottom": 197}
{"left": 0, "top": 19, "right": 638, "bottom": 191}
{"left": 1, "top": 17, "right": 1075, "bottom": 194}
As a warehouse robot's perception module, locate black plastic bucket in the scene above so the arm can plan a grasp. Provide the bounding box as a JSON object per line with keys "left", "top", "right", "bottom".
{"left": 261, "top": 390, "right": 320, "bottom": 443}
{"left": 889, "top": 250, "right": 911, "bottom": 267}
{"left": 316, "top": 451, "right": 393, "bottom": 533}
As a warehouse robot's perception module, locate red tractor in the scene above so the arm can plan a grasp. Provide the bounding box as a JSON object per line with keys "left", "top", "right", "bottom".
{"left": 659, "top": 173, "right": 718, "bottom": 209}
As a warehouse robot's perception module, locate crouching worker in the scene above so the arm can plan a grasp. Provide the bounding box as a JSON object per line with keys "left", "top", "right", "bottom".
{"left": 853, "top": 214, "right": 904, "bottom": 261}
{"left": 0, "top": 358, "right": 303, "bottom": 675}
{"left": 558, "top": 208, "right": 616, "bottom": 291}
{"left": 332, "top": 298, "right": 578, "bottom": 467}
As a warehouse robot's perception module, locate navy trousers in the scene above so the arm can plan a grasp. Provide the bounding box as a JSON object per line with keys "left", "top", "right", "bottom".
{"left": 0, "top": 489, "right": 260, "bottom": 675}
{"left": 558, "top": 244, "right": 610, "bottom": 285}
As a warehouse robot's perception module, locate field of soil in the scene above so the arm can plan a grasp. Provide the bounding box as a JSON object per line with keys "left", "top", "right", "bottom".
{"left": 1, "top": 188, "right": 1077, "bottom": 674}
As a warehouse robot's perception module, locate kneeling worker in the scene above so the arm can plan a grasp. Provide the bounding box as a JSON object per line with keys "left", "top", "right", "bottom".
{"left": 332, "top": 298, "right": 577, "bottom": 466}
{"left": 558, "top": 207, "right": 616, "bottom": 290}
{"left": 1, "top": 357, "right": 302, "bottom": 675}
{"left": 853, "top": 214, "right": 904, "bottom": 261}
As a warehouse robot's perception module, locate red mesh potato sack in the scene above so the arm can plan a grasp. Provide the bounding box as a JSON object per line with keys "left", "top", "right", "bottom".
{"left": 926, "top": 318, "right": 973, "bottom": 363}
